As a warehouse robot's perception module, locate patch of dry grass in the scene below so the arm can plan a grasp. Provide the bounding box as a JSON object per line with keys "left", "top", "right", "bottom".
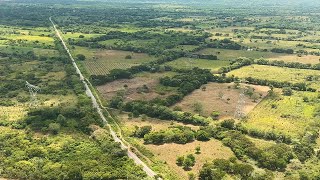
{"left": 146, "top": 140, "right": 234, "bottom": 180}
{"left": 173, "top": 83, "right": 269, "bottom": 120}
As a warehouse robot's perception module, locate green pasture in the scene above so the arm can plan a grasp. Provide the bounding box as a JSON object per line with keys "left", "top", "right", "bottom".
{"left": 164, "top": 57, "right": 230, "bottom": 72}
{"left": 198, "top": 48, "right": 280, "bottom": 60}
{"left": 243, "top": 91, "right": 319, "bottom": 138}
{"left": 227, "top": 65, "right": 320, "bottom": 90}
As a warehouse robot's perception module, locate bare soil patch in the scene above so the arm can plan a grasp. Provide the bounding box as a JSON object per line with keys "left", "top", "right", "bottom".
{"left": 97, "top": 73, "right": 174, "bottom": 102}
{"left": 173, "top": 83, "right": 270, "bottom": 120}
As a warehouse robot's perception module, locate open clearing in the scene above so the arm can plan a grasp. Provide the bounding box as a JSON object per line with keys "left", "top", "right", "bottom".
{"left": 118, "top": 113, "right": 200, "bottom": 136}
{"left": 0, "top": 94, "right": 77, "bottom": 122}
{"left": 83, "top": 61, "right": 134, "bottom": 75}
{"left": 97, "top": 72, "right": 177, "bottom": 102}
{"left": 164, "top": 57, "right": 230, "bottom": 72}
{"left": 72, "top": 46, "right": 155, "bottom": 75}
{"left": 33, "top": 48, "right": 59, "bottom": 57}
{"left": 241, "top": 39, "right": 320, "bottom": 53}
{"left": 5, "top": 34, "right": 54, "bottom": 43}
{"left": 199, "top": 46, "right": 320, "bottom": 64}
{"left": 0, "top": 105, "right": 27, "bottom": 121}
{"left": 72, "top": 46, "right": 155, "bottom": 63}
{"left": 247, "top": 136, "right": 277, "bottom": 149}
{"left": 243, "top": 91, "right": 319, "bottom": 138}
{"left": 173, "top": 83, "right": 270, "bottom": 120}
{"left": 267, "top": 54, "right": 320, "bottom": 64}
{"left": 62, "top": 32, "right": 101, "bottom": 40}
{"left": 145, "top": 140, "right": 234, "bottom": 180}
{"left": 198, "top": 48, "right": 281, "bottom": 60}
{"left": 228, "top": 65, "right": 320, "bottom": 90}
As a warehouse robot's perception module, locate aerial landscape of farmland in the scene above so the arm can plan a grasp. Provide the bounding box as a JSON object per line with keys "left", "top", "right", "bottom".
{"left": 0, "top": 0, "right": 320, "bottom": 179}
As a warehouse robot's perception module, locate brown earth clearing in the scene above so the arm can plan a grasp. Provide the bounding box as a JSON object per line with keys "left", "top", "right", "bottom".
{"left": 97, "top": 72, "right": 177, "bottom": 102}
{"left": 173, "top": 83, "right": 270, "bottom": 120}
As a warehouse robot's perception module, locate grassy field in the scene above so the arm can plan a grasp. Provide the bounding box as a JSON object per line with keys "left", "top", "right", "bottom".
{"left": 71, "top": 46, "right": 155, "bottom": 75}
{"left": 164, "top": 57, "right": 230, "bottom": 72}
{"left": 61, "top": 32, "right": 101, "bottom": 40}
{"left": 99, "top": 39, "right": 125, "bottom": 47}
{"left": 199, "top": 48, "right": 320, "bottom": 64}
{"left": 0, "top": 45, "right": 27, "bottom": 55}
{"left": 0, "top": 93, "right": 77, "bottom": 122}
{"left": 205, "top": 25, "right": 320, "bottom": 55}
{"left": 0, "top": 39, "right": 58, "bottom": 57}
{"left": 33, "top": 48, "right": 59, "bottom": 57}
{"left": 228, "top": 65, "right": 320, "bottom": 90}
{"left": 198, "top": 48, "right": 282, "bottom": 60}
{"left": 247, "top": 136, "right": 277, "bottom": 149}
{"left": 146, "top": 140, "right": 234, "bottom": 180}
{"left": 267, "top": 54, "right": 320, "bottom": 64}
{"left": 3, "top": 34, "right": 55, "bottom": 48}
{"left": 5, "top": 34, "right": 54, "bottom": 43}
{"left": 0, "top": 105, "right": 27, "bottom": 121}
{"left": 243, "top": 91, "right": 319, "bottom": 138}
{"left": 118, "top": 113, "right": 200, "bottom": 136}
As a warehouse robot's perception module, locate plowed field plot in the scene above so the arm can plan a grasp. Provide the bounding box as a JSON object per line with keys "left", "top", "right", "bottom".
{"left": 73, "top": 47, "right": 155, "bottom": 75}
{"left": 84, "top": 61, "right": 133, "bottom": 75}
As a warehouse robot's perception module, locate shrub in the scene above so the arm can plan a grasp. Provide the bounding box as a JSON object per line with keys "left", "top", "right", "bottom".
{"left": 133, "top": 126, "right": 152, "bottom": 138}
{"left": 221, "top": 119, "right": 235, "bottom": 129}
{"left": 195, "top": 146, "right": 201, "bottom": 154}
{"left": 125, "top": 55, "right": 132, "bottom": 59}
{"left": 183, "top": 154, "right": 196, "bottom": 170}
{"left": 48, "top": 123, "right": 61, "bottom": 135}
{"left": 199, "top": 165, "right": 226, "bottom": 180}
{"left": 76, "top": 54, "right": 86, "bottom": 61}
{"left": 173, "top": 106, "right": 182, "bottom": 111}
{"left": 211, "top": 111, "right": 220, "bottom": 120}
{"left": 143, "top": 126, "right": 195, "bottom": 144}
{"left": 293, "top": 143, "right": 314, "bottom": 163}
{"left": 176, "top": 156, "right": 184, "bottom": 166}
{"left": 282, "top": 87, "right": 293, "bottom": 96}
{"left": 196, "top": 130, "right": 211, "bottom": 141}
